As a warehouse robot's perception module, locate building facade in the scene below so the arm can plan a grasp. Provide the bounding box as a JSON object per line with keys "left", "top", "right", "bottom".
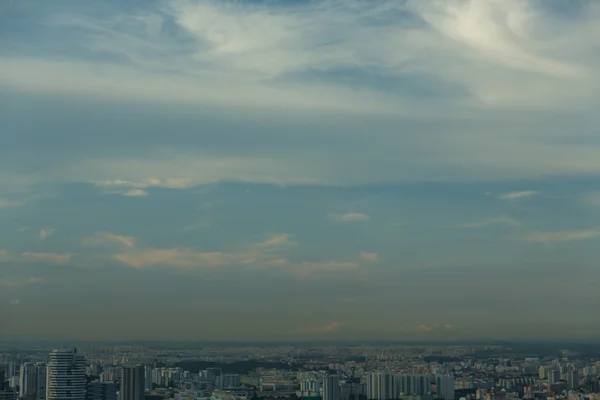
{"left": 120, "top": 367, "right": 144, "bottom": 400}
{"left": 46, "top": 349, "right": 86, "bottom": 400}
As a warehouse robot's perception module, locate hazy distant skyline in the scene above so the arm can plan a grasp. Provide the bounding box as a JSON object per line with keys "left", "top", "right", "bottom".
{"left": 1, "top": 0, "right": 600, "bottom": 341}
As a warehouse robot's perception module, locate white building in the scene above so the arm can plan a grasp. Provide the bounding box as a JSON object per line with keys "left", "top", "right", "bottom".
{"left": 46, "top": 349, "right": 86, "bottom": 400}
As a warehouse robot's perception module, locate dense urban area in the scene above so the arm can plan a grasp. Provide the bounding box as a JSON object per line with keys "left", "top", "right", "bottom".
{"left": 1, "top": 343, "right": 599, "bottom": 400}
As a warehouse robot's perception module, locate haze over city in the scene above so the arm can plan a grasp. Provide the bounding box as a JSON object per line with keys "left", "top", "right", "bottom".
{"left": 1, "top": 0, "right": 600, "bottom": 341}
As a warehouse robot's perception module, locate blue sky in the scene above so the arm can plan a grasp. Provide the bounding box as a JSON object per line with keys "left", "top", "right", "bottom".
{"left": 1, "top": 0, "right": 600, "bottom": 341}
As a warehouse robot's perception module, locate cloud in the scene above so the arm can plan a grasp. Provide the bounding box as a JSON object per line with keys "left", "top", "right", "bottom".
{"left": 113, "top": 248, "right": 257, "bottom": 269}
{"left": 122, "top": 188, "right": 148, "bottom": 197}
{"left": 0, "top": 277, "right": 43, "bottom": 288}
{"left": 9, "top": 300, "right": 21, "bottom": 305}
{"left": 16, "top": 227, "right": 29, "bottom": 232}
{"left": 582, "top": 192, "right": 600, "bottom": 207}
{"left": 0, "top": 251, "right": 71, "bottom": 264}
{"left": 328, "top": 213, "right": 371, "bottom": 222}
{"left": 414, "top": 323, "right": 453, "bottom": 333}
{"left": 290, "top": 260, "right": 360, "bottom": 279}
{"left": 498, "top": 191, "right": 540, "bottom": 200}
{"left": 82, "top": 232, "right": 136, "bottom": 248}
{"left": 2, "top": 0, "right": 600, "bottom": 192}
{"left": 459, "top": 216, "right": 520, "bottom": 228}
{"left": 0, "top": 199, "right": 21, "bottom": 208}
{"left": 39, "top": 228, "right": 57, "bottom": 240}
{"left": 523, "top": 230, "right": 599, "bottom": 244}
{"left": 314, "top": 321, "right": 342, "bottom": 333}
{"left": 20, "top": 252, "right": 72, "bottom": 264}
{"left": 359, "top": 252, "right": 381, "bottom": 262}
{"left": 259, "top": 233, "right": 292, "bottom": 248}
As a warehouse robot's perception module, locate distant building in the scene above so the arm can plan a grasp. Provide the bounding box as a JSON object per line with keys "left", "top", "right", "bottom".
{"left": 435, "top": 375, "right": 454, "bottom": 400}
{"left": 120, "top": 367, "right": 144, "bottom": 400}
{"left": 46, "top": 349, "right": 86, "bottom": 400}
{"left": 86, "top": 382, "right": 117, "bottom": 400}
{"left": 143, "top": 369, "right": 152, "bottom": 392}
{"left": 567, "top": 370, "right": 579, "bottom": 389}
{"left": 323, "top": 375, "right": 341, "bottom": 400}
{"left": 19, "top": 363, "right": 37, "bottom": 397}
{"left": 547, "top": 370, "right": 559, "bottom": 385}
{"left": 367, "top": 373, "right": 396, "bottom": 400}
{"left": 218, "top": 375, "right": 240, "bottom": 389}
{"left": 0, "top": 388, "right": 17, "bottom": 400}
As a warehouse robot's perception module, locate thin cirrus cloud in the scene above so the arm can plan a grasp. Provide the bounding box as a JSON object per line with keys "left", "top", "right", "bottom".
{"left": 0, "top": 277, "right": 43, "bottom": 288}
{"left": 359, "top": 252, "right": 381, "bottom": 263}
{"left": 122, "top": 188, "right": 148, "bottom": 197}
{"left": 523, "top": 230, "right": 599, "bottom": 244}
{"left": 459, "top": 216, "right": 520, "bottom": 228}
{"left": 1, "top": 1, "right": 600, "bottom": 191}
{"left": 39, "top": 228, "right": 57, "bottom": 240}
{"left": 82, "top": 232, "right": 136, "bottom": 249}
{"left": 414, "top": 324, "right": 453, "bottom": 333}
{"left": 314, "top": 321, "right": 342, "bottom": 334}
{"left": 0, "top": 250, "right": 71, "bottom": 264}
{"left": 328, "top": 213, "right": 371, "bottom": 222}
{"left": 498, "top": 191, "right": 540, "bottom": 200}
{"left": 110, "top": 233, "right": 367, "bottom": 278}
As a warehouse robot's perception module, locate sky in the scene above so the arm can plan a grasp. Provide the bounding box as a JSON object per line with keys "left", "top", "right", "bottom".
{"left": 1, "top": 0, "right": 600, "bottom": 342}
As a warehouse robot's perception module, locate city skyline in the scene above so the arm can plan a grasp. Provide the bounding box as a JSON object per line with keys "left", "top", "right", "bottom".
{"left": 2, "top": 0, "right": 600, "bottom": 340}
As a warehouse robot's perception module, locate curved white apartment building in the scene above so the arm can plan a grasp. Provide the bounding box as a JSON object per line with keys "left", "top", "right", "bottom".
{"left": 46, "top": 349, "right": 86, "bottom": 400}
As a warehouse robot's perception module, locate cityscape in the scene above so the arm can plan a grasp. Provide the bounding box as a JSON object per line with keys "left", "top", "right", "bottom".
{"left": 1, "top": 343, "right": 600, "bottom": 400}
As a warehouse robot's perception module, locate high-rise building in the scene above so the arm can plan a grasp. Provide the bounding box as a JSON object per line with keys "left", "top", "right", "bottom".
{"left": 0, "top": 388, "right": 17, "bottom": 400}
{"left": 219, "top": 374, "right": 240, "bottom": 389}
{"left": 36, "top": 363, "right": 47, "bottom": 400}
{"left": 367, "top": 373, "right": 397, "bottom": 400}
{"left": 46, "top": 349, "right": 86, "bottom": 400}
{"left": 323, "top": 375, "right": 340, "bottom": 400}
{"left": 86, "top": 382, "right": 117, "bottom": 400}
{"left": 120, "top": 367, "right": 144, "bottom": 400}
{"left": 19, "top": 363, "right": 37, "bottom": 397}
{"left": 143, "top": 369, "right": 152, "bottom": 392}
{"left": 435, "top": 375, "right": 455, "bottom": 400}
{"left": 547, "top": 370, "right": 559, "bottom": 385}
{"left": 567, "top": 371, "right": 579, "bottom": 390}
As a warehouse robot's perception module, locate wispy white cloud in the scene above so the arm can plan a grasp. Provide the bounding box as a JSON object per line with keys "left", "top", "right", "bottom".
{"left": 0, "top": 277, "right": 44, "bottom": 288}
{"left": 20, "top": 252, "right": 72, "bottom": 264}
{"left": 328, "top": 212, "right": 371, "bottom": 222}
{"left": 258, "top": 233, "right": 295, "bottom": 250}
{"left": 582, "top": 192, "right": 600, "bottom": 207}
{"left": 414, "top": 323, "right": 453, "bottom": 333}
{"left": 523, "top": 230, "right": 599, "bottom": 244}
{"left": 498, "top": 191, "right": 540, "bottom": 200}
{"left": 0, "top": 250, "right": 71, "bottom": 264}
{"left": 0, "top": 199, "right": 21, "bottom": 208}
{"left": 359, "top": 252, "right": 381, "bottom": 262}
{"left": 122, "top": 188, "right": 148, "bottom": 197}
{"left": 459, "top": 216, "right": 520, "bottom": 228}
{"left": 39, "top": 228, "right": 56, "bottom": 240}
{"left": 82, "top": 232, "right": 136, "bottom": 249}
{"left": 114, "top": 248, "right": 256, "bottom": 269}
{"left": 314, "top": 321, "right": 342, "bottom": 333}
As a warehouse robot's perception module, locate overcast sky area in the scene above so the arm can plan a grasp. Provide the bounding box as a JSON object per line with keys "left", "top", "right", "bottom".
{"left": 1, "top": 0, "right": 600, "bottom": 342}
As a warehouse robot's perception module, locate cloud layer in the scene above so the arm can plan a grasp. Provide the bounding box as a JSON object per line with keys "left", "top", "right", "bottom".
{"left": 2, "top": 0, "right": 600, "bottom": 341}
